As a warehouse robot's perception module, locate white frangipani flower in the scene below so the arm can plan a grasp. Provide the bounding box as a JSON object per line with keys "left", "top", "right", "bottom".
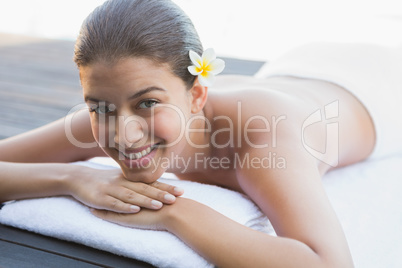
{"left": 187, "top": 48, "right": 225, "bottom": 87}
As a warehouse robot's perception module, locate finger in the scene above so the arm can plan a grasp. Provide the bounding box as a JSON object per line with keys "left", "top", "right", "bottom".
{"left": 150, "top": 181, "right": 184, "bottom": 197}
{"left": 111, "top": 188, "right": 164, "bottom": 210}
{"left": 96, "top": 195, "right": 141, "bottom": 213}
{"left": 136, "top": 183, "right": 179, "bottom": 205}
{"left": 121, "top": 182, "right": 178, "bottom": 205}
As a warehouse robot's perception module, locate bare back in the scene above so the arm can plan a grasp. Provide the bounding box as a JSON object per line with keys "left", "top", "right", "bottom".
{"left": 178, "top": 75, "right": 376, "bottom": 189}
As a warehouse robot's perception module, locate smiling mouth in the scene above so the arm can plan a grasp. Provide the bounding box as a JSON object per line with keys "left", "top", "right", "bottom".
{"left": 121, "top": 143, "right": 159, "bottom": 160}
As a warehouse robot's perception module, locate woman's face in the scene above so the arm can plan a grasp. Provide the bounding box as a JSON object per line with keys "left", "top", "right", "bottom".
{"left": 80, "top": 57, "right": 193, "bottom": 183}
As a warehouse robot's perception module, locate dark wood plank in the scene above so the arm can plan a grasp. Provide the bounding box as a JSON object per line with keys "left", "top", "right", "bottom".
{"left": 0, "top": 240, "right": 101, "bottom": 268}
{"left": 0, "top": 225, "right": 155, "bottom": 268}
{"left": 0, "top": 33, "right": 84, "bottom": 139}
{"left": 221, "top": 57, "right": 265, "bottom": 76}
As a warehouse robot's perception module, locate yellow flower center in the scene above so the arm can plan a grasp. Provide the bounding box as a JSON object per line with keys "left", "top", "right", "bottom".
{"left": 195, "top": 60, "right": 212, "bottom": 76}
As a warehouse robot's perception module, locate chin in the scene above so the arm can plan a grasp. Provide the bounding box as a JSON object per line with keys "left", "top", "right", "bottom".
{"left": 120, "top": 164, "right": 165, "bottom": 184}
{"left": 111, "top": 144, "right": 171, "bottom": 183}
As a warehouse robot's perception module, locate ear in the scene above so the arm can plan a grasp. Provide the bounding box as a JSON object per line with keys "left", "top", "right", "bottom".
{"left": 189, "top": 77, "right": 208, "bottom": 114}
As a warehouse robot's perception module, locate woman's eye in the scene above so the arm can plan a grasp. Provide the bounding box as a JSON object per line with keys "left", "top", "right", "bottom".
{"left": 94, "top": 106, "right": 109, "bottom": 114}
{"left": 89, "top": 104, "right": 115, "bottom": 114}
{"left": 138, "top": 100, "right": 158, "bottom": 109}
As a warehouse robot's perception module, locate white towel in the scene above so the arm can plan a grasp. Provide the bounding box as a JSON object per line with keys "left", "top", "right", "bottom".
{"left": 0, "top": 159, "right": 273, "bottom": 268}
{"left": 1, "top": 155, "right": 402, "bottom": 267}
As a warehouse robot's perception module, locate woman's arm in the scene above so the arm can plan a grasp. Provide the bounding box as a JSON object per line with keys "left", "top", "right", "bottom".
{"left": 0, "top": 109, "right": 105, "bottom": 163}
{"left": 0, "top": 161, "right": 77, "bottom": 203}
{"left": 0, "top": 162, "right": 182, "bottom": 212}
{"left": 93, "top": 197, "right": 322, "bottom": 267}
{"left": 0, "top": 109, "right": 183, "bottom": 211}
{"left": 93, "top": 164, "right": 353, "bottom": 267}
{"left": 93, "top": 153, "right": 353, "bottom": 267}
{"left": 167, "top": 198, "right": 328, "bottom": 268}
{"left": 231, "top": 149, "right": 353, "bottom": 267}
{"left": 92, "top": 147, "right": 353, "bottom": 267}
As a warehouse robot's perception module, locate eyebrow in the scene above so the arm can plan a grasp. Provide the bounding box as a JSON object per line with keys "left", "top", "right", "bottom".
{"left": 84, "top": 87, "right": 166, "bottom": 102}
{"left": 128, "top": 87, "right": 166, "bottom": 100}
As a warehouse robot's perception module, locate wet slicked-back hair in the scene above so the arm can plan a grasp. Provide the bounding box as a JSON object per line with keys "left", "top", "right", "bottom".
{"left": 74, "top": 0, "right": 203, "bottom": 88}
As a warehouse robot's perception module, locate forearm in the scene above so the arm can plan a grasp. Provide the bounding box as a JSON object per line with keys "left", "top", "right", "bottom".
{"left": 0, "top": 162, "right": 184, "bottom": 214}
{"left": 166, "top": 198, "right": 332, "bottom": 268}
{"left": 0, "top": 161, "right": 79, "bottom": 203}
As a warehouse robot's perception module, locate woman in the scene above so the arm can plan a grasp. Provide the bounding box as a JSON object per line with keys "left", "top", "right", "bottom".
{"left": 2, "top": 0, "right": 401, "bottom": 266}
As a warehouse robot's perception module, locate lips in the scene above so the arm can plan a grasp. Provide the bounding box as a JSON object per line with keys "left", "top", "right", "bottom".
{"left": 115, "top": 142, "right": 161, "bottom": 164}
{"left": 121, "top": 143, "right": 158, "bottom": 160}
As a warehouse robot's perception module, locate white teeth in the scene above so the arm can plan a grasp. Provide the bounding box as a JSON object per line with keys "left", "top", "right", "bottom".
{"left": 122, "top": 145, "right": 156, "bottom": 160}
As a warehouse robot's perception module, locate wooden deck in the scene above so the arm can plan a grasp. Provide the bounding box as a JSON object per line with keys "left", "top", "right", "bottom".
{"left": 0, "top": 32, "right": 264, "bottom": 267}
{"left": 0, "top": 33, "right": 84, "bottom": 139}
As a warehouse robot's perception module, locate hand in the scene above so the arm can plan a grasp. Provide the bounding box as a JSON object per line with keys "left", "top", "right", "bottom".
{"left": 65, "top": 166, "right": 184, "bottom": 213}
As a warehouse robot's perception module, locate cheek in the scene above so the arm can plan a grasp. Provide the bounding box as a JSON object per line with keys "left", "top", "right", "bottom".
{"left": 150, "top": 109, "right": 188, "bottom": 143}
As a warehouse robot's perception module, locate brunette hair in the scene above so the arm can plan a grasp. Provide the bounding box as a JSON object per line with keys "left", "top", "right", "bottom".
{"left": 73, "top": 0, "right": 203, "bottom": 88}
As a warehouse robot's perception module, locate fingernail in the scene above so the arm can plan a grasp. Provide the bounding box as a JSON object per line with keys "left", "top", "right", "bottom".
{"left": 174, "top": 187, "right": 184, "bottom": 194}
{"left": 130, "top": 205, "right": 140, "bottom": 212}
{"left": 164, "top": 194, "right": 176, "bottom": 202}
{"left": 151, "top": 200, "right": 163, "bottom": 208}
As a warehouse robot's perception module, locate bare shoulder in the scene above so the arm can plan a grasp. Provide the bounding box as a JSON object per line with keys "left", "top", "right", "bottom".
{"left": 209, "top": 75, "right": 317, "bottom": 124}
{"left": 206, "top": 85, "right": 318, "bottom": 178}
{"left": 207, "top": 84, "right": 313, "bottom": 151}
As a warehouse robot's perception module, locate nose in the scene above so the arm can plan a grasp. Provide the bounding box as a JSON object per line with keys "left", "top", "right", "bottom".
{"left": 114, "top": 114, "right": 145, "bottom": 148}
